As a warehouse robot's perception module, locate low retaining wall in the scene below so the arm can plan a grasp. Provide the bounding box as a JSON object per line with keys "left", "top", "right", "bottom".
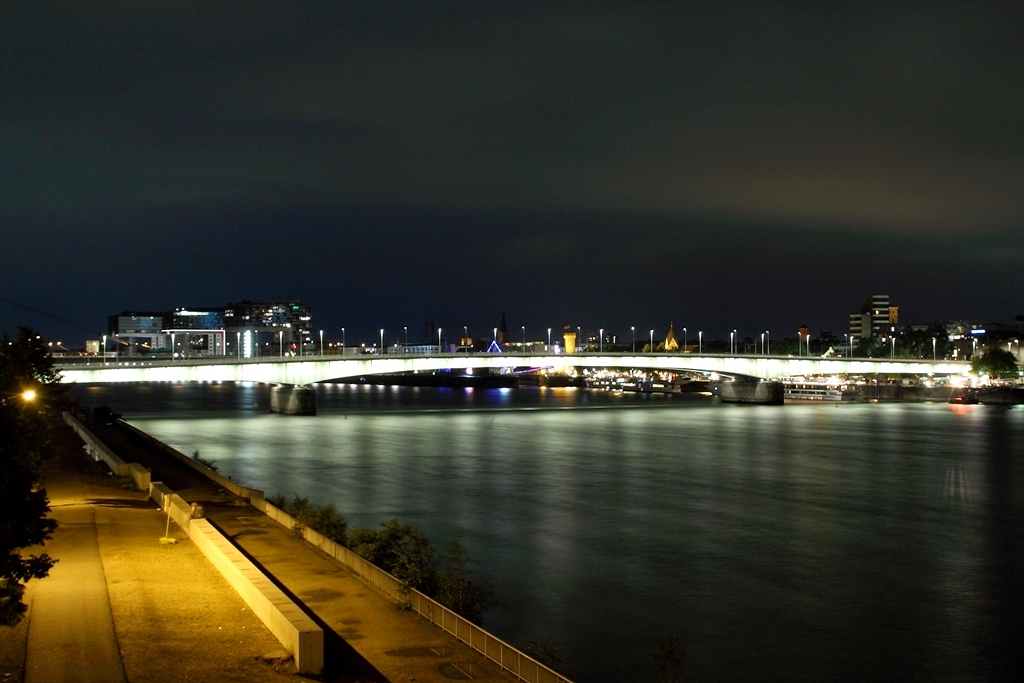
{"left": 251, "top": 496, "right": 570, "bottom": 683}
{"left": 64, "top": 412, "right": 131, "bottom": 476}
{"left": 187, "top": 518, "right": 323, "bottom": 674}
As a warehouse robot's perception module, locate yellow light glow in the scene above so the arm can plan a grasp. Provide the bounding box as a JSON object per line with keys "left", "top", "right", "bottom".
{"left": 21, "top": 389, "right": 36, "bottom": 401}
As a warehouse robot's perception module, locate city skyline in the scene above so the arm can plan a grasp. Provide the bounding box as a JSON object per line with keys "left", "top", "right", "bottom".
{"left": 3, "top": 3, "right": 1023, "bottom": 344}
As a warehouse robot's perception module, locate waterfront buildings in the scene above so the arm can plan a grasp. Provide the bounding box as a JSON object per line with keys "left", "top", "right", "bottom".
{"left": 106, "top": 300, "right": 311, "bottom": 357}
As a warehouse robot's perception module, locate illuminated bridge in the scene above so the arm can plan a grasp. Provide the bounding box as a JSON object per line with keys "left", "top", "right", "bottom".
{"left": 58, "top": 352, "right": 970, "bottom": 385}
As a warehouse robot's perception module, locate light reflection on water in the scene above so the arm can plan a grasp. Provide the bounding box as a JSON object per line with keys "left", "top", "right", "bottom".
{"left": 71, "top": 382, "right": 1024, "bottom": 682}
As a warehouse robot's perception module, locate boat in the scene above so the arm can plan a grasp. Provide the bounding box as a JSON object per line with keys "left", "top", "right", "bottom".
{"left": 781, "top": 379, "right": 857, "bottom": 402}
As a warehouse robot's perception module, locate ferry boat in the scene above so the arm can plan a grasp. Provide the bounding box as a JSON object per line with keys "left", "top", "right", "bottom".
{"left": 782, "top": 379, "right": 857, "bottom": 402}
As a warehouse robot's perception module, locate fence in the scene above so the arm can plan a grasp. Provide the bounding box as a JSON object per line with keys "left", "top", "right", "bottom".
{"left": 251, "top": 496, "right": 572, "bottom": 683}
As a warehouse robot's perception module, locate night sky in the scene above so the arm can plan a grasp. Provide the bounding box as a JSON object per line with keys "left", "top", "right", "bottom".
{"left": 3, "top": 2, "right": 1023, "bottom": 347}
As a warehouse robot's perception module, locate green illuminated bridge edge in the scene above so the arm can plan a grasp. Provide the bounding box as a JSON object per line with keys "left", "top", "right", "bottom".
{"left": 57, "top": 353, "right": 970, "bottom": 385}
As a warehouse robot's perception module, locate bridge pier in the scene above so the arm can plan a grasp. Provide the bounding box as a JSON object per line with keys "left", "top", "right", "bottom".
{"left": 270, "top": 385, "right": 317, "bottom": 415}
{"left": 716, "top": 379, "right": 784, "bottom": 405}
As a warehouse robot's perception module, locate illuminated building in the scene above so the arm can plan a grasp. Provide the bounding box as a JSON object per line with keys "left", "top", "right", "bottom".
{"left": 849, "top": 294, "right": 898, "bottom": 343}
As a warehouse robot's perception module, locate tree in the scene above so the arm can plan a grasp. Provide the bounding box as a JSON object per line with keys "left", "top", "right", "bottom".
{"left": 0, "top": 327, "right": 65, "bottom": 626}
{"left": 436, "top": 537, "right": 493, "bottom": 625}
{"left": 349, "top": 519, "right": 437, "bottom": 595}
{"left": 971, "top": 347, "right": 1019, "bottom": 379}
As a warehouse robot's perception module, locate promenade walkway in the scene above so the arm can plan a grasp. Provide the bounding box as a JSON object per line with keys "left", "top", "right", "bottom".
{"left": 4, "top": 419, "right": 512, "bottom": 682}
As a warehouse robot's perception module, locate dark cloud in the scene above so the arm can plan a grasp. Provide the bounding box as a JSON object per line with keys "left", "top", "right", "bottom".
{"left": 2, "top": 2, "right": 1022, "bottom": 344}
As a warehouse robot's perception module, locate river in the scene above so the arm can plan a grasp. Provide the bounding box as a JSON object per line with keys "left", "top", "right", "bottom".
{"left": 68, "top": 382, "right": 1024, "bottom": 682}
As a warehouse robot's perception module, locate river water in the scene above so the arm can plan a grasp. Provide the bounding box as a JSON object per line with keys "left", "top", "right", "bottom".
{"left": 69, "top": 382, "right": 1024, "bottom": 682}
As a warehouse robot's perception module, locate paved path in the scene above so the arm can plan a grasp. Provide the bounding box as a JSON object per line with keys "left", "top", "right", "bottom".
{"left": 24, "top": 468, "right": 127, "bottom": 683}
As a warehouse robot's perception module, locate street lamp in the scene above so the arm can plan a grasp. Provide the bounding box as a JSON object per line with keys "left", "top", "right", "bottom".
{"left": 766, "top": 330, "right": 770, "bottom": 355}
{"left": 730, "top": 330, "right": 735, "bottom": 355}
{"left": 599, "top": 328, "right": 604, "bottom": 354}
{"left": 649, "top": 329, "right": 654, "bottom": 353}
{"left": 493, "top": 327, "right": 497, "bottom": 344}
{"left": 522, "top": 325, "right": 526, "bottom": 347}
{"left": 102, "top": 334, "right": 107, "bottom": 364}
{"left": 380, "top": 328, "right": 384, "bottom": 354}
{"left": 933, "top": 337, "right": 937, "bottom": 360}
{"left": 891, "top": 336, "right": 895, "bottom": 359}
{"left": 319, "top": 329, "right": 324, "bottom": 356}
{"left": 631, "top": 326, "right": 635, "bottom": 353}
{"left": 341, "top": 328, "right": 345, "bottom": 356}
{"left": 438, "top": 327, "right": 442, "bottom": 352}
{"left": 236, "top": 331, "right": 241, "bottom": 360}
{"left": 683, "top": 327, "right": 687, "bottom": 353}
{"left": 404, "top": 326, "right": 408, "bottom": 350}
{"left": 547, "top": 327, "right": 551, "bottom": 349}
{"left": 761, "top": 332, "right": 765, "bottom": 356}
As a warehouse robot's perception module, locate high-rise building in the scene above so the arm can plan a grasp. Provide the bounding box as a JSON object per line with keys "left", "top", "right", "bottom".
{"left": 849, "top": 294, "right": 898, "bottom": 343}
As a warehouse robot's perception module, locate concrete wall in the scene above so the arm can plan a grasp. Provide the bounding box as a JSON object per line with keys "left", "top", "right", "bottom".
{"left": 64, "top": 412, "right": 131, "bottom": 476}
{"left": 186, "top": 518, "right": 323, "bottom": 674}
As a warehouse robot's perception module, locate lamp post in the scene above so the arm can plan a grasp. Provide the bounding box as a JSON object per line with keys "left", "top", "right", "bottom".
{"left": 380, "top": 328, "right": 384, "bottom": 354}
{"left": 766, "top": 330, "right": 770, "bottom": 355}
{"left": 547, "top": 327, "right": 551, "bottom": 350}
{"left": 404, "top": 326, "right": 408, "bottom": 351}
{"left": 631, "top": 326, "right": 635, "bottom": 353}
{"left": 577, "top": 326, "right": 581, "bottom": 351}
{"left": 932, "top": 337, "right": 937, "bottom": 360}
{"left": 319, "top": 329, "right": 323, "bottom": 356}
{"left": 102, "top": 335, "right": 107, "bottom": 364}
{"left": 649, "top": 329, "right": 654, "bottom": 353}
{"left": 761, "top": 332, "right": 765, "bottom": 355}
{"left": 236, "top": 331, "right": 241, "bottom": 360}
{"left": 891, "top": 336, "right": 895, "bottom": 359}
{"left": 464, "top": 326, "right": 468, "bottom": 348}
{"left": 683, "top": 327, "right": 687, "bottom": 353}
{"left": 522, "top": 325, "right": 526, "bottom": 347}
{"left": 730, "top": 330, "right": 735, "bottom": 355}
{"left": 599, "top": 328, "right": 604, "bottom": 354}
{"left": 699, "top": 330, "right": 703, "bottom": 354}
{"left": 493, "top": 327, "right": 497, "bottom": 345}
{"left": 341, "top": 328, "right": 345, "bottom": 356}
{"left": 438, "top": 327, "right": 442, "bottom": 353}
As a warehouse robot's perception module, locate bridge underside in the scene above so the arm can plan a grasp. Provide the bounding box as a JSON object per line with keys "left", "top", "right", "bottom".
{"left": 60, "top": 353, "right": 970, "bottom": 385}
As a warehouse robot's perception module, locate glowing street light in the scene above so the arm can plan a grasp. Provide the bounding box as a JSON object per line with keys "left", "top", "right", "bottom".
{"left": 438, "top": 327, "right": 442, "bottom": 352}
{"left": 730, "top": 330, "right": 735, "bottom": 355}
{"left": 766, "top": 330, "right": 770, "bottom": 355}
{"left": 236, "top": 331, "right": 241, "bottom": 360}
{"left": 341, "top": 328, "right": 345, "bottom": 356}
{"left": 933, "top": 336, "right": 937, "bottom": 360}
{"left": 319, "top": 329, "right": 324, "bottom": 356}
{"left": 599, "top": 328, "right": 604, "bottom": 354}
{"left": 102, "top": 334, "right": 107, "bottom": 364}
{"left": 380, "top": 328, "right": 384, "bottom": 354}
{"left": 891, "top": 336, "right": 896, "bottom": 359}
{"left": 631, "top": 326, "right": 635, "bottom": 353}
{"left": 698, "top": 330, "right": 702, "bottom": 354}
{"left": 522, "top": 325, "right": 526, "bottom": 347}
{"left": 683, "top": 327, "right": 687, "bottom": 354}
{"left": 547, "top": 327, "right": 551, "bottom": 349}
{"left": 761, "top": 332, "right": 765, "bottom": 356}
{"left": 649, "top": 329, "right": 654, "bottom": 353}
